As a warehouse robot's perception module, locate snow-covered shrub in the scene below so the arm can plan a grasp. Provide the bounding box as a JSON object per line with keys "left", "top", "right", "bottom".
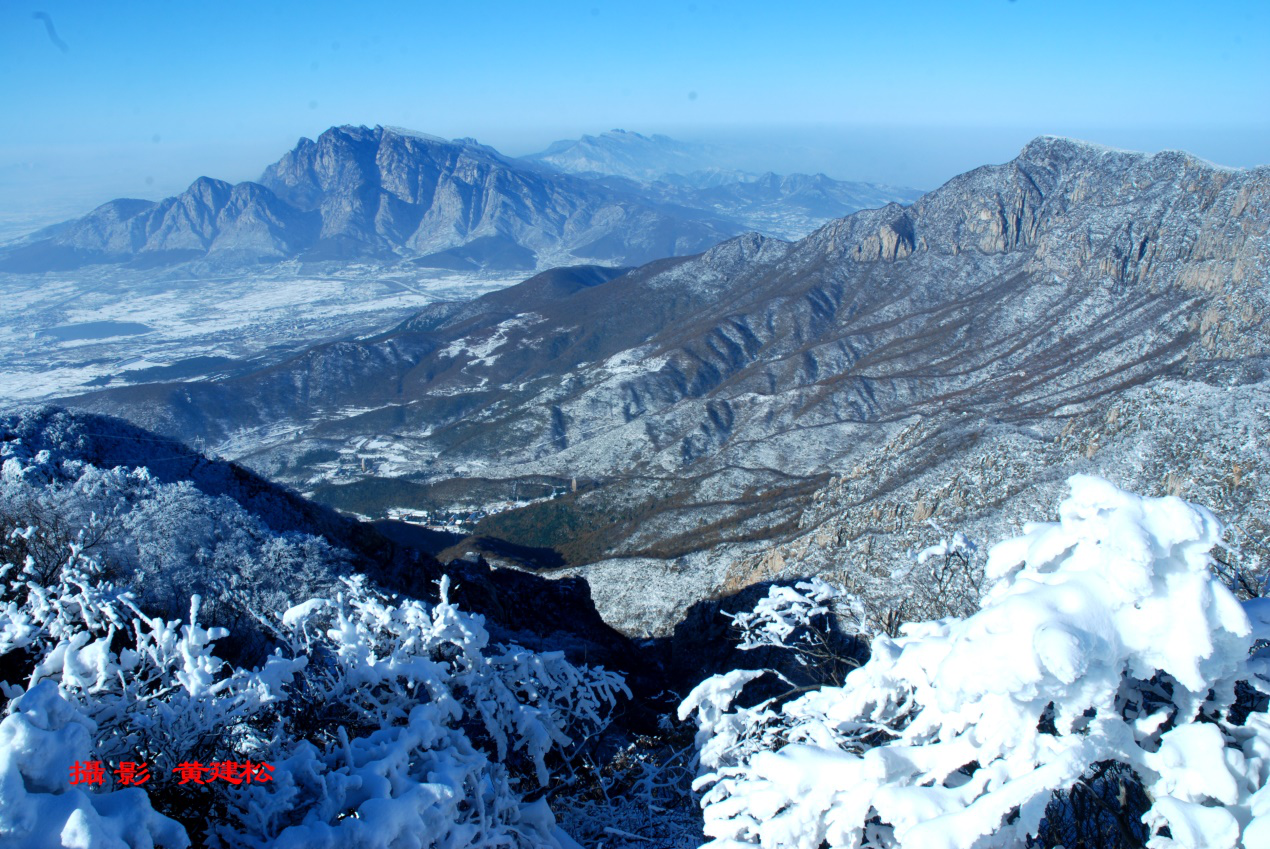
{"left": 0, "top": 434, "right": 348, "bottom": 658}
{"left": 0, "top": 539, "right": 626, "bottom": 848}
{"left": 727, "top": 577, "right": 868, "bottom": 687}
{"left": 552, "top": 711, "right": 706, "bottom": 849}
{"left": 0, "top": 679, "right": 191, "bottom": 849}
{"left": 681, "top": 476, "right": 1270, "bottom": 848}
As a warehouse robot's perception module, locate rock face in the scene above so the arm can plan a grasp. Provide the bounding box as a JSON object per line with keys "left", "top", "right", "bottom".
{"left": 0, "top": 125, "right": 738, "bottom": 273}
{"left": 61, "top": 137, "right": 1270, "bottom": 635}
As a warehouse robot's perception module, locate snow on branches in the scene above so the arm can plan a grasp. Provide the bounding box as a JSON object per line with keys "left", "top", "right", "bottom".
{"left": 0, "top": 538, "right": 625, "bottom": 848}
{"left": 682, "top": 476, "right": 1270, "bottom": 849}
{"left": 726, "top": 577, "right": 867, "bottom": 686}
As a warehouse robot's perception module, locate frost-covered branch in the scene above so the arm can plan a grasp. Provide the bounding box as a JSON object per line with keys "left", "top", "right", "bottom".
{"left": 1, "top": 537, "right": 625, "bottom": 849}
{"left": 726, "top": 577, "right": 868, "bottom": 687}
{"left": 682, "top": 477, "right": 1270, "bottom": 849}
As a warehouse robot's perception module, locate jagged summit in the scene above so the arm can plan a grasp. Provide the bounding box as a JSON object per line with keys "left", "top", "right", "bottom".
{"left": 377, "top": 125, "right": 449, "bottom": 144}
{"left": 807, "top": 133, "right": 1270, "bottom": 273}
{"left": 1015, "top": 134, "right": 1258, "bottom": 176}
{"left": 1018, "top": 134, "right": 1143, "bottom": 157}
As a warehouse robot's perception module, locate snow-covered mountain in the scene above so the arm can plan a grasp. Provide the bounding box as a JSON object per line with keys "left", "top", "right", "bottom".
{"left": 1, "top": 125, "right": 921, "bottom": 275}
{"left": 0, "top": 125, "right": 739, "bottom": 273}
{"left": 59, "top": 136, "right": 1270, "bottom": 635}
{"left": 0, "top": 406, "right": 637, "bottom": 662}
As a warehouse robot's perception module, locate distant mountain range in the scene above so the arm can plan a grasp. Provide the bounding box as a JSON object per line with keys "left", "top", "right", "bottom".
{"left": 523, "top": 129, "right": 924, "bottom": 239}
{"left": 522, "top": 129, "right": 722, "bottom": 181}
{"left": 60, "top": 136, "right": 1270, "bottom": 635}
{"left": 586, "top": 170, "right": 924, "bottom": 240}
{"left": 0, "top": 126, "right": 922, "bottom": 274}
{"left": 0, "top": 126, "right": 736, "bottom": 273}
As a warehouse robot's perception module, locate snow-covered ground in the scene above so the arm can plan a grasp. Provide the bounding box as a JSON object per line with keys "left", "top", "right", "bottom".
{"left": 0, "top": 263, "right": 523, "bottom": 403}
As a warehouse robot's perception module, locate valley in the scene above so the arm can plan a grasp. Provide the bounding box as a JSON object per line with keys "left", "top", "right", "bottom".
{"left": 8, "top": 5, "right": 1269, "bottom": 846}
{"left": 0, "top": 261, "right": 521, "bottom": 402}
{"left": 47, "top": 136, "right": 1270, "bottom": 636}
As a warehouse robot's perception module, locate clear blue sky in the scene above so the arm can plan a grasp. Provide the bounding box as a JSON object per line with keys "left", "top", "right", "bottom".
{"left": 2, "top": 0, "right": 1267, "bottom": 233}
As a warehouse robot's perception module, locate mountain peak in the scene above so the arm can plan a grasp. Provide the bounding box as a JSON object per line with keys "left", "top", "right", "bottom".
{"left": 524, "top": 129, "right": 717, "bottom": 181}
{"left": 321, "top": 123, "right": 377, "bottom": 141}
{"left": 380, "top": 125, "right": 449, "bottom": 144}
{"left": 187, "top": 175, "right": 231, "bottom": 190}
{"left": 1016, "top": 134, "right": 1143, "bottom": 164}
{"left": 184, "top": 176, "right": 234, "bottom": 207}
{"left": 0, "top": 121, "right": 746, "bottom": 273}
{"left": 1013, "top": 134, "right": 1252, "bottom": 177}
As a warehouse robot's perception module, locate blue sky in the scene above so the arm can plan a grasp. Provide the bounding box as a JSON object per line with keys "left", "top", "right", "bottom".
{"left": 1, "top": 0, "right": 1267, "bottom": 232}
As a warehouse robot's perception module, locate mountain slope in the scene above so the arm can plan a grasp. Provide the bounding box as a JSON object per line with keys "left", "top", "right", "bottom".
{"left": 0, "top": 406, "right": 640, "bottom": 662}
{"left": 0, "top": 125, "right": 739, "bottom": 273}
{"left": 60, "top": 137, "right": 1270, "bottom": 634}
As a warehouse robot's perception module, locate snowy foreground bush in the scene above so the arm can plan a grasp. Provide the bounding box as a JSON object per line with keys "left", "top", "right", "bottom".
{"left": 682, "top": 476, "right": 1270, "bottom": 849}
{"left": 0, "top": 546, "right": 625, "bottom": 848}
{"left": 0, "top": 423, "right": 350, "bottom": 655}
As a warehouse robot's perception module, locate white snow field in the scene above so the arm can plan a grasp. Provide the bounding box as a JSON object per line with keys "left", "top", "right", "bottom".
{"left": 0, "top": 264, "right": 522, "bottom": 403}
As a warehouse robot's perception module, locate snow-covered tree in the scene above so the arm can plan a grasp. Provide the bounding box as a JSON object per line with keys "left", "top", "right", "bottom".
{"left": 831, "top": 527, "right": 983, "bottom": 639}
{"left": 726, "top": 577, "right": 868, "bottom": 687}
{"left": 682, "top": 476, "right": 1270, "bottom": 849}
